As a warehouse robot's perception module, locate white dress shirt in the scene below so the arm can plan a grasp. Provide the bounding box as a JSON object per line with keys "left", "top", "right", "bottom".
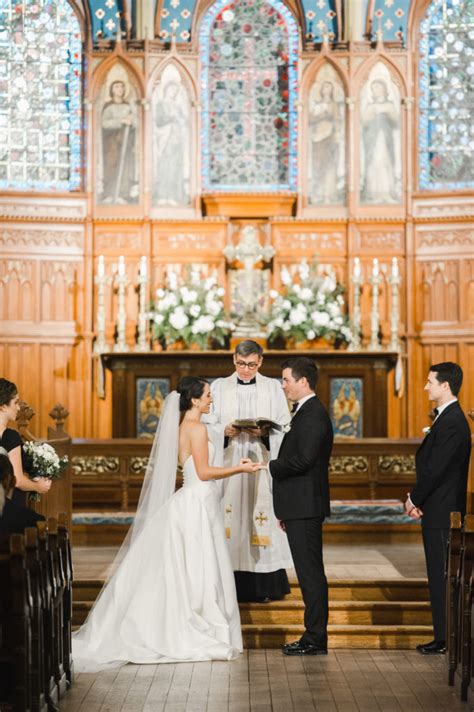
{"left": 293, "top": 393, "right": 316, "bottom": 414}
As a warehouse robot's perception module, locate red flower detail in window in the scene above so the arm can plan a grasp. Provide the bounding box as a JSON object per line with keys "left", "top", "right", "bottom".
{"left": 431, "top": 155, "right": 441, "bottom": 167}
{"left": 274, "top": 117, "right": 284, "bottom": 129}
{"left": 242, "top": 23, "right": 252, "bottom": 32}
{"left": 281, "top": 89, "right": 288, "bottom": 100}
{"left": 263, "top": 79, "right": 272, "bottom": 87}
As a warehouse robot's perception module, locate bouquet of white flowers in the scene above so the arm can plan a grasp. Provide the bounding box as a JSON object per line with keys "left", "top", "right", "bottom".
{"left": 23, "top": 441, "right": 69, "bottom": 501}
{"left": 267, "top": 260, "right": 353, "bottom": 347}
{"left": 150, "top": 267, "right": 234, "bottom": 350}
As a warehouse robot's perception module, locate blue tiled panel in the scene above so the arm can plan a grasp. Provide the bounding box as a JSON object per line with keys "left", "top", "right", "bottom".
{"left": 158, "top": 0, "right": 195, "bottom": 40}
{"left": 88, "top": 0, "right": 127, "bottom": 39}
{"left": 301, "top": 0, "right": 338, "bottom": 41}
{"left": 372, "top": 0, "right": 410, "bottom": 43}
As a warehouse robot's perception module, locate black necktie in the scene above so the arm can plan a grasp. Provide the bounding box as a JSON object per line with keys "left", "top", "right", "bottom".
{"left": 291, "top": 402, "right": 298, "bottom": 414}
{"left": 237, "top": 377, "right": 256, "bottom": 386}
{"left": 433, "top": 408, "right": 439, "bottom": 417}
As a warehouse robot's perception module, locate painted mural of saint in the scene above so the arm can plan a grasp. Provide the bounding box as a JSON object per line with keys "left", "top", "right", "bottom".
{"left": 100, "top": 80, "right": 139, "bottom": 204}
{"left": 308, "top": 80, "right": 345, "bottom": 204}
{"left": 153, "top": 81, "right": 190, "bottom": 206}
{"left": 360, "top": 78, "right": 401, "bottom": 204}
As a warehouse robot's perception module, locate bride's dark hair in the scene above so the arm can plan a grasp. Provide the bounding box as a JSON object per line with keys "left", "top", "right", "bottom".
{"left": 177, "top": 377, "right": 208, "bottom": 413}
{"left": 0, "top": 378, "right": 18, "bottom": 408}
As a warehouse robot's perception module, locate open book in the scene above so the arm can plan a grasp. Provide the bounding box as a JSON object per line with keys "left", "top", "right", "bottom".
{"left": 232, "top": 418, "right": 282, "bottom": 432}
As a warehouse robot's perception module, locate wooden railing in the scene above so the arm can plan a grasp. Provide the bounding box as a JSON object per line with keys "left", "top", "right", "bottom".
{"left": 70, "top": 437, "right": 421, "bottom": 511}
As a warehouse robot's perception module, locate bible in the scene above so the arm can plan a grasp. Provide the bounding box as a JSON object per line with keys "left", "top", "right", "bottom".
{"left": 232, "top": 418, "right": 282, "bottom": 432}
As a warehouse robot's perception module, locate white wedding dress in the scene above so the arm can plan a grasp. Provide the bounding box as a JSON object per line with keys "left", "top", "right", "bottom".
{"left": 73, "top": 441, "right": 243, "bottom": 670}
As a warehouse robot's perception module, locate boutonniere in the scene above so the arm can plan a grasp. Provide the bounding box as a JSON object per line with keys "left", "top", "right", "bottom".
{"left": 282, "top": 422, "right": 292, "bottom": 434}
{"left": 422, "top": 426, "right": 431, "bottom": 436}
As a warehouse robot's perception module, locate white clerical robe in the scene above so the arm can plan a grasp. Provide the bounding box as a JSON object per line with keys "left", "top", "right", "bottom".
{"left": 205, "top": 373, "right": 293, "bottom": 573}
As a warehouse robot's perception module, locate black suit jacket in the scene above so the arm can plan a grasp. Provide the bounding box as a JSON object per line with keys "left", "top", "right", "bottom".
{"left": 269, "top": 395, "right": 333, "bottom": 521}
{"left": 411, "top": 401, "right": 471, "bottom": 529}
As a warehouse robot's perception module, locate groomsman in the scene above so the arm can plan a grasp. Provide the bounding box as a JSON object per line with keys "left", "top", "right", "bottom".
{"left": 406, "top": 362, "right": 471, "bottom": 655}
{"left": 205, "top": 340, "right": 293, "bottom": 602}
{"left": 269, "top": 357, "right": 333, "bottom": 655}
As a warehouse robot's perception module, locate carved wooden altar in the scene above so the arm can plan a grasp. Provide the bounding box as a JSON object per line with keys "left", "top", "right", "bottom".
{"left": 101, "top": 350, "right": 398, "bottom": 439}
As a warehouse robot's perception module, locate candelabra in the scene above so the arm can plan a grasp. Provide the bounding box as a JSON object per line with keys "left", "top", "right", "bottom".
{"left": 135, "top": 256, "right": 150, "bottom": 352}
{"left": 368, "top": 258, "right": 382, "bottom": 351}
{"left": 348, "top": 257, "right": 363, "bottom": 351}
{"left": 387, "top": 257, "right": 402, "bottom": 352}
{"left": 113, "top": 256, "right": 130, "bottom": 353}
{"left": 93, "top": 255, "right": 111, "bottom": 354}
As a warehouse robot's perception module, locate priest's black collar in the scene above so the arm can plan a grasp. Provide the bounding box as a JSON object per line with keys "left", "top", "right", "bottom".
{"left": 237, "top": 377, "right": 257, "bottom": 386}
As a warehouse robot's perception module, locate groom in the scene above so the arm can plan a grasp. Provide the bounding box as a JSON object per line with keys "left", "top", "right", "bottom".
{"left": 269, "top": 357, "right": 333, "bottom": 655}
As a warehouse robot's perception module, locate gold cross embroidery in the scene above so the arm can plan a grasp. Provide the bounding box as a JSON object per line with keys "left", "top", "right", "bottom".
{"left": 225, "top": 505, "right": 232, "bottom": 515}
{"left": 255, "top": 511, "right": 268, "bottom": 526}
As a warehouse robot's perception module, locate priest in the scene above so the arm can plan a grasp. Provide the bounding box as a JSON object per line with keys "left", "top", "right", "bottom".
{"left": 205, "top": 340, "right": 293, "bottom": 602}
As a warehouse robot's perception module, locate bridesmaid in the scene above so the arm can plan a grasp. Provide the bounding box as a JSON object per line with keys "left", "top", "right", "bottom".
{"left": 0, "top": 378, "right": 51, "bottom": 504}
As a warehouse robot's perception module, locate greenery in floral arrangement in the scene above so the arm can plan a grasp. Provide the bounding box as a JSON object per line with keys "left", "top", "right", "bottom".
{"left": 149, "top": 267, "right": 234, "bottom": 349}
{"left": 266, "top": 260, "right": 353, "bottom": 347}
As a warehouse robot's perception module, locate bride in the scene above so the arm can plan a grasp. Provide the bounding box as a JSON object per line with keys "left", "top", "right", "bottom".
{"left": 73, "top": 377, "right": 263, "bottom": 670}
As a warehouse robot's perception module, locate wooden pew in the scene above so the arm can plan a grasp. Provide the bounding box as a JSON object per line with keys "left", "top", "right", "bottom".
{"left": 446, "top": 511, "right": 462, "bottom": 686}
{"left": 24, "top": 527, "right": 48, "bottom": 712}
{"left": 58, "top": 513, "right": 74, "bottom": 686}
{"left": 47, "top": 518, "right": 68, "bottom": 698}
{"left": 460, "top": 514, "right": 474, "bottom": 701}
{"left": 0, "top": 532, "right": 32, "bottom": 712}
{"left": 36, "top": 520, "right": 59, "bottom": 709}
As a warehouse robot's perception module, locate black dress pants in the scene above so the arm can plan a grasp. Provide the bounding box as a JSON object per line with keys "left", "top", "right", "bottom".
{"left": 422, "top": 527, "right": 449, "bottom": 642}
{"left": 285, "top": 517, "right": 328, "bottom": 647}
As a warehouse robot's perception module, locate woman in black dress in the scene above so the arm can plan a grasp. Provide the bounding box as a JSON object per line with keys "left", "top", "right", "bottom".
{"left": 0, "top": 378, "right": 51, "bottom": 504}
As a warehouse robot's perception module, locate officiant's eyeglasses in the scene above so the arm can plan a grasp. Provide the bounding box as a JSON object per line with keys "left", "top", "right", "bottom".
{"left": 235, "top": 360, "right": 259, "bottom": 369}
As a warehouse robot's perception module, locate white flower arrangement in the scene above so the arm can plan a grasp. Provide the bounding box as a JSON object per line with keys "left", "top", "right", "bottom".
{"left": 150, "top": 266, "right": 234, "bottom": 349}
{"left": 422, "top": 426, "right": 431, "bottom": 435}
{"left": 23, "top": 441, "right": 69, "bottom": 501}
{"left": 267, "top": 260, "right": 353, "bottom": 347}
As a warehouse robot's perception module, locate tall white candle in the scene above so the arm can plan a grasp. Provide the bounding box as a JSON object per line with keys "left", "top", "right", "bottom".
{"left": 97, "top": 254, "right": 105, "bottom": 278}
{"left": 392, "top": 257, "right": 399, "bottom": 278}
{"left": 353, "top": 257, "right": 361, "bottom": 278}
{"left": 118, "top": 255, "right": 126, "bottom": 277}
{"left": 139, "top": 255, "right": 147, "bottom": 278}
{"left": 372, "top": 258, "right": 379, "bottom": 277}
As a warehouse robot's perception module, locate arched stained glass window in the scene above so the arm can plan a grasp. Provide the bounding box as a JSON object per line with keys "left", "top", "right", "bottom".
{"left": 419, "top": 0, "right": 474, "bottom": 190}
{"left": 200, "top": 0, "right": 298, "bottom": 191}
{"left": 0, "top": 0, "right": 82, "bottom": 191}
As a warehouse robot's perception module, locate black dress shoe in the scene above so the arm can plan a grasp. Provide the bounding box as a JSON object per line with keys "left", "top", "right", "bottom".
{"left": 416, "top": 640, "right": 446, "bottom": 655}
{"left": 283, "top": 639, "right": 303, "bottom": 650}
{"left": 282, "top": 641, "right": 328, "bottom": 656}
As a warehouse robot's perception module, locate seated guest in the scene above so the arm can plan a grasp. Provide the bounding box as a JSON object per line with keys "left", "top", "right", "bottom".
{"left": 0, "top": 378, "right": 51, "bottom": 504}
{"left": 0, "top": 451, "right": 45, "bottom": 533}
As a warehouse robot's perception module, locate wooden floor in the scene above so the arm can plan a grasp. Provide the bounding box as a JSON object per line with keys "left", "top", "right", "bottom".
{"left": 65, "top": 543, "right": 473, "bottom": 709}
{"left": 60, "top": 650, "right": 473, "bottom": 711}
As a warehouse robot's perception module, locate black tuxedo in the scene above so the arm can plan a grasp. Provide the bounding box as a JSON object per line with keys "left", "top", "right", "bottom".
{"left": 411, "top": 401, "right": 472, "bottom": 641}
{"left": 269, "top": 395, "right": 333, "bottom": 647}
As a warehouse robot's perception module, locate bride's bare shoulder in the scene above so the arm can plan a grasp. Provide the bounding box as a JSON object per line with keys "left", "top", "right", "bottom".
{"left": 180, "top": 420, "right": 207, "bottom": 437}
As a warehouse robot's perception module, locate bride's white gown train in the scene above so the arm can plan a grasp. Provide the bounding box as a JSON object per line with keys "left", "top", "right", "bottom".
{"left": 73, "top": 443, "right": 242, "bottom": 669}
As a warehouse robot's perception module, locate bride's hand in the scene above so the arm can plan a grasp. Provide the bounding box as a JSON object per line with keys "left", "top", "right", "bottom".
{"left": 239, "top": 458, "right": 266, "bottom": 473}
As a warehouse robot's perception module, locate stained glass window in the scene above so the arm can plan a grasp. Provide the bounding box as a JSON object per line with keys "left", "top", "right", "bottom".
{"left": 0, "top": 0, "right": 82, "bottom": 191}
{"left": 419, "top": 0, "right": 474, "bottom": 190}
{"left": 200, "top": 0, "right": 298, "bottom": 192}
